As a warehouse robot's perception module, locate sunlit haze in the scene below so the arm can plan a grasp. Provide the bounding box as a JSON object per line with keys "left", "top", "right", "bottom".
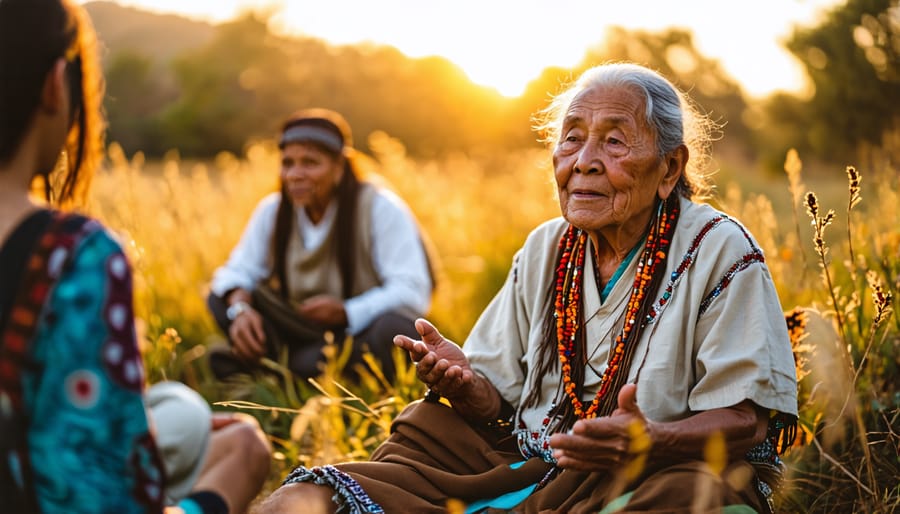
{"left": 79, "top": 0, "right": 845, "bottom": 98}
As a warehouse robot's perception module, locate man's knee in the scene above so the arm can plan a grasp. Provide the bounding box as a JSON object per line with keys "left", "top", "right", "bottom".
{"left": 358, "top": 312, "right": 417, "bottom": 357}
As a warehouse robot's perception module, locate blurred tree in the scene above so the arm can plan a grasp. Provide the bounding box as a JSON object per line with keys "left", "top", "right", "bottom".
{"left": 767, "top": 0, "right": 899, "bottom": 168}
{"left": 512, "top": 28, "right": 749, "bottom": 159}
{"left": 104, "top": 50, "right": 176, "bottom": 155}
{"left": 158, "top": 13, "right": 296, "bottom": 156}
{"left": 90, "top": 5, "right": 767, "bottom": 162}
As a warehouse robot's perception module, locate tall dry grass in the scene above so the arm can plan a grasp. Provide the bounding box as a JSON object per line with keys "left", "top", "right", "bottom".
{"left": 722, "top": 151, "right": 899, "bottom": 513}
{"left": 85, "top": 139, "right": 898, "bottom": 512}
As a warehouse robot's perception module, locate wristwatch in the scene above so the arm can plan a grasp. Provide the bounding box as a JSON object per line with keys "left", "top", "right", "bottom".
{"left": 226, "top": 301, "right": 251, "bottom": 321}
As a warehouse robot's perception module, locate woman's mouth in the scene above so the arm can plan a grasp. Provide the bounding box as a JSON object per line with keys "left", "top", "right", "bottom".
{"left": 570, "top": 189, "right": 604, "bottom": 199}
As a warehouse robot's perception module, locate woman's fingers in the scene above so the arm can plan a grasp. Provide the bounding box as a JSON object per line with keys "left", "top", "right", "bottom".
{"left": 550, "top": 436, "right": 624, "bottom": 470}
{"left": 414, "top": 318, "right": 444, "bottom": 347}
{"left": 549, "top": 419, "right": 633, "bottom": 472}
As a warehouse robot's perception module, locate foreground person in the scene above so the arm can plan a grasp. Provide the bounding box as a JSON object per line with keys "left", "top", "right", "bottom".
{"left": 258, "top": 62, "right": 798, "bottom": 513}
{"left": 0, "top": 1, "right": 271, "bottom": 512}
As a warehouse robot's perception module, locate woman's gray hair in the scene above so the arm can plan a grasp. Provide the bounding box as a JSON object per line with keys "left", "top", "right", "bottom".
{"left": 533, "top": 62, "right": 719, "bottom": 199}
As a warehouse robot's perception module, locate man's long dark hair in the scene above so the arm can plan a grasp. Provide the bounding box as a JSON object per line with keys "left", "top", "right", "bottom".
{"left": 270, "top": 109, "right": 361, "bottom": 301}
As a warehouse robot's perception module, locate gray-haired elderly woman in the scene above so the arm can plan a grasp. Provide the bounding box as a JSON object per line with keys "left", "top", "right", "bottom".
{"left": 260, "top": 62, "right": 798, "bottom": 514}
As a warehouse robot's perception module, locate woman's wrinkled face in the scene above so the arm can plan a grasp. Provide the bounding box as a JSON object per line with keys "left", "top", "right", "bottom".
{"left": 552, "top": 84, "right": 680, "bottom": 239}
{"left": 280, "top": 142, "right": 343, "bottom": 212}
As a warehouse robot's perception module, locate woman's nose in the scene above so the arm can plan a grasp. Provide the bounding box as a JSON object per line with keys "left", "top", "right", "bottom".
{"left": 574, "top": 143, "right": 603, "bottom": 174}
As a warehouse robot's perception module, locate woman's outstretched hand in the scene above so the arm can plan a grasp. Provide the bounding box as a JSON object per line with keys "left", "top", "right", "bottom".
{"left": 393, "top": 318, "right": 474, "bottom": 400}
{"left": 394, "top": 318, "right": 504, "bottom": 422}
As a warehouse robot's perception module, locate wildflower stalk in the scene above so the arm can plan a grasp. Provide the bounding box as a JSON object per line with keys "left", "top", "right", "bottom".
{"left": 845, "top": 166, "right": 861, "bottom": 269}
{"left": 784, "top": 150, "right": 810, "bottom": 278}
{"left": 854, "top": 272, "right": 894, "bottom": 381}
{"left": 805, "top": 190, "right": 880, "bottom": 508}
{"left": 845, "top": 166, "right": 864, "bottom": 338}
{"left": 805, "top": 192, "right": 846, "bottom": 343}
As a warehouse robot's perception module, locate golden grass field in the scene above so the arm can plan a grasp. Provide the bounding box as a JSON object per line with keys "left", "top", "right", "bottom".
{"left": 86, "top": 137, "right": 898, "bottom": 513}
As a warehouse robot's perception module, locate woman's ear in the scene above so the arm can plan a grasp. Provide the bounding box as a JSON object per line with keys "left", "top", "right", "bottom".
{"left": 657, "top": 144, "right": 688, "bottom": 200}
{"left": 40, "top": 58, "right": 68, "bottom": 116}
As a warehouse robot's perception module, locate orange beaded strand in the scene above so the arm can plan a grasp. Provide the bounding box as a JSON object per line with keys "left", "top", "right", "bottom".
{"left": 555, "top": 198, "right": 679, "bottom": 420}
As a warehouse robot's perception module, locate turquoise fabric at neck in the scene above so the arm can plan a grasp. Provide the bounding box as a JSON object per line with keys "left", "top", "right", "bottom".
{"left": 599, "top": 241, "right": 642, "bottom": 303}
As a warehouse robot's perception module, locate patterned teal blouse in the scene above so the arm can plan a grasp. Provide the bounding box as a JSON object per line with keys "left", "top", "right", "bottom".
{"left": 3, "top": 211, "right": 166, "bottom": 513}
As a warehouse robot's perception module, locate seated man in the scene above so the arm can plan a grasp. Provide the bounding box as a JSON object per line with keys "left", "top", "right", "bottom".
{"left": 207, "top": 108, "right": 434, "bottom": 384}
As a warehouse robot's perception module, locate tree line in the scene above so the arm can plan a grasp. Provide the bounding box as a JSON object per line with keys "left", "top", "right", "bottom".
{"left": 86, "top": 0, "right": 898, "bottom": 174}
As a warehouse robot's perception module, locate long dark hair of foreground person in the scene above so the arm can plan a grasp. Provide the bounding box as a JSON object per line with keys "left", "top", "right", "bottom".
{"left": 0, "top": 0, "right": 105, "bottom": 206}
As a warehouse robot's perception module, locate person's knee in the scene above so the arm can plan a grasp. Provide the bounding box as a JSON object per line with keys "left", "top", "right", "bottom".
{"left": 256, "top": 482, "right": 335, "bottom": 514}
{"left": 627, "top": 461, "right": 756, "bottom": 511}
{"left": 222, "top": 415, "right": 272, "bottom": 484}
{"left": 288, "top": 344, "right": 326, "bottom": 378}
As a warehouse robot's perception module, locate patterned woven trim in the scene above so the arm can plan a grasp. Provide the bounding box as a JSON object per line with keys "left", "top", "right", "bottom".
{"left": 514, "top": 424, "right": 556, "bottom": 463}
{"left": 746, "top": 437, "right": 785, "bottom": 514}
{"left": 697, "top": 250, "right": 765, "bottom": 316}
{"left": 646, "top": 215, "right": 727, "bottom": 325}
{"left": 283, "top": 465, "right": 384, "bottom": 513}
{"left": 696, "top": 215, "right": 767, "bottom": 315}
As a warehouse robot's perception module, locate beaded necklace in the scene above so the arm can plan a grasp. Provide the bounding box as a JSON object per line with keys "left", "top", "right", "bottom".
{"left": 554, "top": 195, "right": 679, "bottom": 419}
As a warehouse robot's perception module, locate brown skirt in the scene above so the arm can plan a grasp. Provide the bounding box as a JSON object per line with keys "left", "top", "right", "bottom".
{"left": 284, "top": 400, "right": 765, "bottom": 513}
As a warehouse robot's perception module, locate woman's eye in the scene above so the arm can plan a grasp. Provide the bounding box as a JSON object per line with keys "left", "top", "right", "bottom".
{"left": 561, "top": 131, "right": 582, "bottom": 145}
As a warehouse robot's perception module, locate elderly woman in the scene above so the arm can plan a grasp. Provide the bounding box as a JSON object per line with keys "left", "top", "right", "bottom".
{"left": 207, "top": 108, "right": 434, "bottom": 383}
{"left": 260, "top": 63, "right": 798, "bottom": 513}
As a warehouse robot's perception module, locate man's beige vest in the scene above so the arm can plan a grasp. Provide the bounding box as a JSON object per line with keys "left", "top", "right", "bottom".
{"left": 272, "top": 183, "right": 422, "bottom": 321}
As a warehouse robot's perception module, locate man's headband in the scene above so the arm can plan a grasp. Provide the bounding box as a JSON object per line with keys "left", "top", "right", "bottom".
{"left": 279, "top": 125, "right": 344, "bottom": 154}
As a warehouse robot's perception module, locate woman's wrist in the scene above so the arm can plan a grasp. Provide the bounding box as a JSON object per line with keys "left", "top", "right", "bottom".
{"left": 450, "top": 374, "right": 503, "bottom": 422}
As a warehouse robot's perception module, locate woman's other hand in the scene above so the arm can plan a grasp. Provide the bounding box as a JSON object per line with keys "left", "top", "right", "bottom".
{"left": 549, "top": 384, "right": 651, "bottom": 473}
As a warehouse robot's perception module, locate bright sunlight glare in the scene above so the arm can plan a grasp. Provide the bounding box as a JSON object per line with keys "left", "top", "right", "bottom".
{"left": 83, "top": 0, "right": 845, "bottom": 98}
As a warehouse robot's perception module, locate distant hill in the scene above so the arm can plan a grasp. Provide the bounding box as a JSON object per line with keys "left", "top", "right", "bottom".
{"left": 83, "top": 1, "right": 215, "bottom": 63}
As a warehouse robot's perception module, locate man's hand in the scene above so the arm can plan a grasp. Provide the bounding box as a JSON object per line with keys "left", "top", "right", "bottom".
{"left": 297, "top": 294, "right": 347, "bottom": 328}
{"left": 228, "top": 306, "right": 266, "bottom": 361}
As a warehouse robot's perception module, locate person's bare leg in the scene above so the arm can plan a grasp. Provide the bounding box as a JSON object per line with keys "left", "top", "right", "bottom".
{"left": 192, "top": 413, "right": 272, "bottom": 514}
{"left": 254, "top": 483, "right": 336, "bottom": 514}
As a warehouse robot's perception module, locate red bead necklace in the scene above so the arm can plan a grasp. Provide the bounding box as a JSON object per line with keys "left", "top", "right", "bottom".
{"left": 554, "top": 198, "right": 678, "bottom": 419}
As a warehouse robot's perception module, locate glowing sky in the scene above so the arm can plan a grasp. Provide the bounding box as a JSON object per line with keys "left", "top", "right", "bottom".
{"left": 80, "top": 0, "right": 846, "bottom": 98}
